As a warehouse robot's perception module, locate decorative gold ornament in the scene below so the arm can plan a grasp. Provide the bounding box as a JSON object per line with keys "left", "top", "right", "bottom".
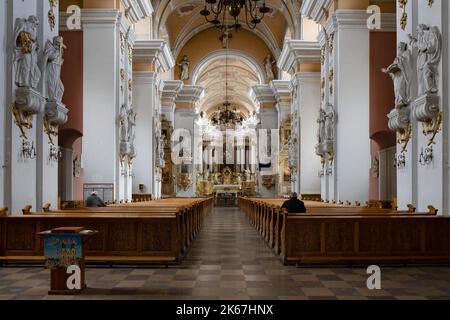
{"left": 44, "top": 117, "right": 58, "bottom": 145}
{"left": 120, "top": 32, "right": 125, "bottom": 55}
{"left": 422, "top": 112, "right": 442, "bottom": 146}
{"left": 128, "top": 43, "right": 133, "bottom": 66}
{"left": 328, "top": 69, "right": 334, "bottom": 82}
{"left": 48, "top": 0, "right": 57, "bottom": 31}
{"left": 120, "top": 69, "right": 125, "bottom": 94}
{"left": 18, "top": 32, "right": 33, "bottom": 54}
{"left": 427, "top": 0, "right": 434, "bottom": 7}
{"left": 397, "top": 124, "right": 412, "bottom": 153}
{"left": 398, "top": 0, "right": 408, "bottom": 30}
{"left": 12, "top": 103, "right": 32, "bottom": 139}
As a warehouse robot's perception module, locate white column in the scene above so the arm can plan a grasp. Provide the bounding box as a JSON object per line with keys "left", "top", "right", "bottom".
{"left": 82, "top": 9, "right": 120, "bottom": 199}
{"left": 278, "top": 40, "right": 322, "bottom": 198}
{"left": 294, "top": 72, "right": 321, "bottom": 195}
{"left": 327, "top": 10, "right": 371, "bottom": 203}
{"left": 132, "top": 71, "right": 159, "bottom": 196}
{"left": 395, "top": 0, "right": 419, "bottom": 211}
{"left": 0, "top": 0, "right": 7, "bottom": 209}
{"left": 5, "top": 1, "right": 51, "bottom": 213}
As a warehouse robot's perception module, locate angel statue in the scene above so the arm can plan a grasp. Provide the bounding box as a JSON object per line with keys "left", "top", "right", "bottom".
{"left": 178, "top": 55, "right": 190, "bottom": 81}
{"left": 43, "top": 36, "right": 66, "bottom": 102}
{"left": 13, "top": 16, "right": 41, "bottom": 89}
{"left": 409, "top": 24, "right": 442, "bottom": 95}
{"left": 264, "top": 55, "right": 276, "bottom": 81}
{"left": 382, "top": 42, "right": 412, "bottom": 108}
{"left": 119, "top": 104, "right": 128, "bottom": 143}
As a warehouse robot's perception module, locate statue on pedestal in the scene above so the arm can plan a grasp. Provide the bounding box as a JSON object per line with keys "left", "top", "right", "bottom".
{"left": 14, "top": 16, "right": 41, "bottom": 89}
{"left": 43, "top": 36, "right": 65, "bottom": 102}
{"left": 382, "top": 42, "right": 412, "bottom": 108}
{"left": 178, "top": 55, "right": 190, "bottom": 81}
{"left": 409, "top": 24, "right": 442, "bottom": 95}
{"left": 264, "top": 55, "right": 276, "bottom": 81}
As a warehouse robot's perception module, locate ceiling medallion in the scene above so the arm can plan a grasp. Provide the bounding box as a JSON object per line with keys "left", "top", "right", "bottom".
{"left": 200, "top": 0, "right": 270, "bottom": 31}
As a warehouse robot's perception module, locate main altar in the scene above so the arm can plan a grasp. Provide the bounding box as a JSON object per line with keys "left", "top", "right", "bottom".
{"left": 196, "top": 166, "right": 256, "bottom": 206}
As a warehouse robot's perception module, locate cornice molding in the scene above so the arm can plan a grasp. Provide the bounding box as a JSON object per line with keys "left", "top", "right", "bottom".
{"left": 270, "top": 80, "right": 292, "bottom": 103}
{"left": 133, "top": 40, "right": 175, "bottom": 73}
{"left": 162, "top": 80, "right": 184, "bottom": 105}
{"left": 251, "top": 85, "right": 276, "bottom": 104}
{"left": 278, "top": 40, "right": 321, "bottom": 72}
{"left": 176, "top": 85, "right": 205, "bottom": 104}
{"left": 132, "top": 71, "right": 160, "bottom": 86}
{"left": 81, "top": 9, "right": 121, "bottom": 27}
{"left": 301, "top": 0, "right": 333, "bottom": 24}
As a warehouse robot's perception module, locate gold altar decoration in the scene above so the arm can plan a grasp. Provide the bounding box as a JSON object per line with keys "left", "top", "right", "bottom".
{"left": 178, "top": 173, "right": 193, "bottom": 191}
{"left": 422, "top": 112, "right": 442, "bottom": 146}
{"left": 43, "top": 117, "right": 58, "bottom": 145}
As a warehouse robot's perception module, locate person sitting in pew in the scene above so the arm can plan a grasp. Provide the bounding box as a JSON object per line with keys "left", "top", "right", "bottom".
{"left": 86, "top": 191, "right": 107, "bottom": 207}
{"left": 281, "top": 192, "right": 306, "bottom": 213}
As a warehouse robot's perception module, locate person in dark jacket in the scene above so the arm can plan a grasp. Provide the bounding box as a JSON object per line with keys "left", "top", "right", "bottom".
{"left": 86, "top": 191, "right": 107, "bottom": 207}
{"left": 281, "top": 192, "right": 306, "bottom": 213}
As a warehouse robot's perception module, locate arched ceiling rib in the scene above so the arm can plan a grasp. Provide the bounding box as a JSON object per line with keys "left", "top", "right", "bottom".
{"left": 154, "top": 0, "right": 301, "bottom": 53}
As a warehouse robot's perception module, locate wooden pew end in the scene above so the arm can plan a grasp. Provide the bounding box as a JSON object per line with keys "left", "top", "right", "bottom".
{"left": 43, "top": 203, "right": 51, "bottom": 212}
{"left": 22, "top": 205, "right": 32, "bottom": 215}
{"left": 0, "top": 207, "right": 8, "bottom": 216}
{"left": 428, "top": 205, "right": 438, "bottom": 215}
{"left": 407, "top": 204, "right": 416, "bottom": 213}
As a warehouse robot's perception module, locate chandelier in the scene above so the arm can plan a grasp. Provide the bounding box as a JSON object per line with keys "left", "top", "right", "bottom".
{"left": 200, "top": 0, "right": 270, "bottom": 30}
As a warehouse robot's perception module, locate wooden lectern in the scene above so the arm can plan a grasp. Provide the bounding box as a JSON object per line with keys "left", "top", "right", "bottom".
{"left": 38, "top": 227, "right": 97, "bottom": 295}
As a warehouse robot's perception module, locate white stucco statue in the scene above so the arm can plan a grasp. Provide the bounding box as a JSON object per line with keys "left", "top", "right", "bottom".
{"left": 43, "top": 36, "right": 65, "bottom": 102}
{"left": 409, "top": 24, "right": 442, "bottom": 95}
{"left": 119, "top": 104, "right": 128, "bottom": 143}
{"left": 127, "top": 107, "right": 136, "bottom": 147}
{"left": 324, "top": 104, "right": 335, "bottom": 142}
{"left": 264, "top": 55, "right": 276, "bottom": 81}
{"left": 382, "top": 42, "right": 412, "bottom": 108}
{"left": 178, "top": 55, "right": 190, "bottom": 81}
{"left": 316, "top": 109, "right": 326, "bottom": 144}
{"left": 13, "top": 16, "right": 41, "bottom": 89}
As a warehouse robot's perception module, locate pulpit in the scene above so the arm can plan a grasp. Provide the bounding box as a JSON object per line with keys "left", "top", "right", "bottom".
{"left": 38, "top": 227, "right": 97, "bottom": 295}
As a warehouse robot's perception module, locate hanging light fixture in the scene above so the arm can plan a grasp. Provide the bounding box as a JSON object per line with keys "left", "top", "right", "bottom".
{"left": 209, "top": 47, "right": 244, "bottom": 127}
{"left": 200, "top": 0, "right": 270, "bottom": 31}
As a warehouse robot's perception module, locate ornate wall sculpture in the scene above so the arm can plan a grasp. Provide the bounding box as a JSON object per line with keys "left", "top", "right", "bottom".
{"left": 409, "top": 24, "right": 442, "bottom": 147}
{"left": 43, "top": 36, "right": 69, "bottom": 145}
{"left": 315, "top": 104, "right": 335, "bottom": 166}
{"left": 398, "top": 0, "right": 408, "bottom": 30}
{"left": 118, "top": 104, "right": 137, "bottom": 166}
{"left": 13, "top": 16, "right": 46, "bottom": 140}
{"left": 385, "top": 42, "right": 413, "bottom": 154}
{"left": 178, "top": 55, "right": 190, "bottom": 81}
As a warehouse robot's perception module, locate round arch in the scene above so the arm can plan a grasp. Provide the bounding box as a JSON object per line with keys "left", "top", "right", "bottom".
{"left": 191, "top": 49, "right": 265, "bottom": 85}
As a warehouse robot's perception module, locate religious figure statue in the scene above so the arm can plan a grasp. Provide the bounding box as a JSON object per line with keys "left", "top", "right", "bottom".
{"left": 178, "top": 55, "right": 190, "bottom": 81}
{"left": 316, "top": 109, "right": 326, "bottom": 144}
{"left": 409, "top": 24, "right": 442, "bottom": 95}
{"left": 13, "top": 16, "right": 41, "bottom": 89}
{"left": 159, "top": 134, "right": 166, "bottom": 163}
{"left": 382, "top": 42, "right": 412, "bottom": 108}
{"left": 220, "top": 29, "right": 232, "bottom": 49}
{"left": 119, "top": 104, "right": 128, "bottom": 143}
{"left": 127, "top": 107, "right": 136, "bottom": 147}
{"left": 43, "top": 36, "right": 65, "bottom": 102}
{"left": 264, "top": 55, "right": 276, "bottom": 81}
{"left": 324, "top": 104, "right": 335, "bottom": 142}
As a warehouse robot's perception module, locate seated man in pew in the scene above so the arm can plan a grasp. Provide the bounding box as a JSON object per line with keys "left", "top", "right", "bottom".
{"left": 281, "top": 192, "right": 306, "bottom": 213}
{"left": 86, "top": 191, "right": 107, "bottom": 208}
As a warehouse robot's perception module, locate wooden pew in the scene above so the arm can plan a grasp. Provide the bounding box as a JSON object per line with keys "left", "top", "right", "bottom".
{"left": 238, "top": 197, "right": 449, "bottom": 265}
{"left": 0, "top": 198, "right": 213, "bottom": 266}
